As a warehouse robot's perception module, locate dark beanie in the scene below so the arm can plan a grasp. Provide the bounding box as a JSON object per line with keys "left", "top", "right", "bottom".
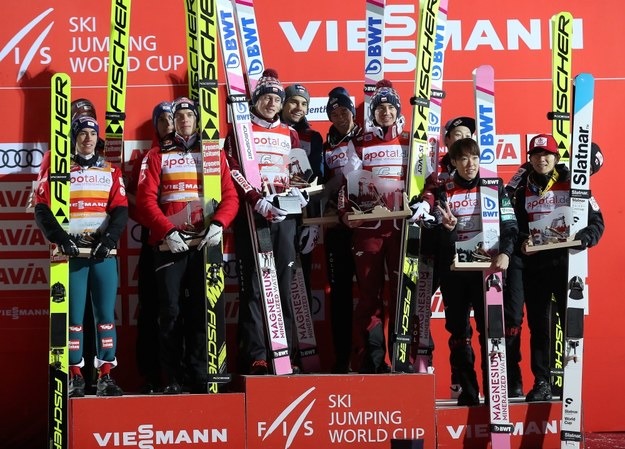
{"left": 285, "top": 84, "right": 310, "bottom": 104}
{"left": 369, "top": 79, "right": 401, "bottom": 121}
{"left": 326, "top": 86, "right": 356, "bottom": 120}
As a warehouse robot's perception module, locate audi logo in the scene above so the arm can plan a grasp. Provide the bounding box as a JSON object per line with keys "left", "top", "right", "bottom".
{"left": 0, "top": 148, "right": 44, "bottom": 169}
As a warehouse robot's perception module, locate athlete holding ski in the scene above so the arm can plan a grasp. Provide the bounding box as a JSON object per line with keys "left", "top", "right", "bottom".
{"left": 224, "top": 69, "right": 305, "bottom": 375}
{"left": 136, "top": 97, "right": 239, "bottom": 394}
{"left": 338, "top": 79, "right": 409, "bottom": 374}
{"left": 35, "top": 116, "right": 128, "bottom": 397}
{"left": 425, "top": 137, "right": 518, "bottom": 406}
{"left": 508, "top": 134, "right": 604, "bottom": 402}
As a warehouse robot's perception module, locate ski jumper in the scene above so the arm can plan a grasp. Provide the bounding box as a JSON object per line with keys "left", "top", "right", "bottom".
{"left": 224, "top": 109, "right": 301, "bottom": 370}
{"left": 35, "top": 154, "right": 128, "bottom": 369}
{"left": 511, "top": 164, "right": 603, "bottom": 385}
{"left": 346, "top": 125, "right": 409, "bottom": 373}
{"left": 322, "top": 123, "right": 363, "bottom": 372}
{"left": 136, "top": 132, "right": 238, "bottom": 386}
{"left": 431, "top": 171, "right": 517, "bottom": 399}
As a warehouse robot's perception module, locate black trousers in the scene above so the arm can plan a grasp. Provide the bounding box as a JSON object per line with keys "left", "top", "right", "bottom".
{"left": 235, "top": 212, "right": 297, "bottom": 368}
{"left": 136, "top": 242, "right": 160, "bottom": 382}
{"left": 154, "top": 248, "right": 207, "bottom": 385}
{"left": 324, "top": 226, "right": 355, "bottom": 369}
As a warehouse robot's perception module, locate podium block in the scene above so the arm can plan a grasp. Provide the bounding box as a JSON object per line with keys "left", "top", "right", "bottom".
{"left": 69, "top": 393, "right": 245, "bottom": 449}
{"left": 244, "top": 373, "right": 436, "bottom": 449}
{"left": 435, "top": 401, "right": 563, "bottom": 449}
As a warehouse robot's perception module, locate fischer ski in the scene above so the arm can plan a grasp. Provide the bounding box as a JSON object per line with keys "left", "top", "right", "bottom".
{"left": 548, "top": 11, "right": 573, "bottom": 397}
{"left": 474, "top": 64, "right": 512, "bottom": 449}
{"left": 195, "top": 0, "right": 230, "bottom": 393}
{"left": 560, "top": 73, "right": 594, "bottom": 449}
{"left": 47, "top": 72, "right": 72, "bottom": 449}
{"left": 232, "top": 0, "right": 321, "bottom": 372}
{"left": 364, "top": 0, "right": 385, "bottom": 133}
{"left": 103, "top": 0, "right": 131, "bottom": 164}
{"left": 391, "top": 0, "right": 440, "bottom": 373}
{"left": 412, "top": 0, "right": 449, "bottom": 374}
{"left": 184, "top": 0, "right": 199, "bottom": 101}
{"left": 216, "top": 0, "right": 292, "bottom": 375}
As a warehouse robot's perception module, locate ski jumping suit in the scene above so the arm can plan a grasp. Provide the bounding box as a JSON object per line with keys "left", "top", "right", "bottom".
{"left": 510, "top": 163, "right": 604, "bottom": 385}
{"left": 136, "top": 133, "right": 238, "bottom": 387}
{"left": 342, "top": 126, "right": 409, "bottom": 373}
{"left": 322, "top": 123, "right": 363, "bottom": 372}
{"left": 430, "top": 172, "right": 517, "bottom": 400}
{"left": 35, "top": 154, "right": 128, "bottom": 370}
{"left": 224, "top": 109, "right": 301, "bottom": 370}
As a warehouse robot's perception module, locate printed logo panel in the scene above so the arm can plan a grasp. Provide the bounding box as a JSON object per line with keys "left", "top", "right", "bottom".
{"left": 245, "top": 374, "right": 435, "bottom": 449}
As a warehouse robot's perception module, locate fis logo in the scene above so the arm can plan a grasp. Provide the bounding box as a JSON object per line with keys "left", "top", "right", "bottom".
{"left": 257, "top": 387, "right": 316, "bottom": 449}
{"left": 0, "top": 8, "right": 54, "bottom": 82}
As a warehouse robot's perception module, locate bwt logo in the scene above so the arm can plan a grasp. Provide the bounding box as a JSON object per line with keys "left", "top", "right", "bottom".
{"left": 0, "top": 8, "right": 54, "bottom": 82}
{"left": 483, "top": 196, "right": 497, "bottom": 211}
{"left": 480, "top": 147, "right": 495, "bottom": 165}
{"left": 257, "top": 386, "right": 316, "bottom": 449}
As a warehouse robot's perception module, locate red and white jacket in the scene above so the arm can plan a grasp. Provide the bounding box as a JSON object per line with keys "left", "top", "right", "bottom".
{"left": 136, "top": 133, "right": 239, "bottom": 245}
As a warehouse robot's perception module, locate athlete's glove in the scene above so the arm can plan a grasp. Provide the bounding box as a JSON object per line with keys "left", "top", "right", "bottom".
{"left": 164, "top": 230, "right": 190, "bottom": 253}
{"left": 58, "top": 234, "right": 79, "bottom": 257}
{"left": 298, "top": 225, "right": 320, "bottom": 255}
{"left": 197, "top": 222, "right": 223, "bottom": 251}
{"left": 254, "top": 195, "right": 288, "bottom": 223}
{"left": 288, "top": 187, "right": 309, "bottom": 208}
{"left": 91, "top": 235, "right": 116, "bottom": 259}
{"left": 408, "top": 200, "right": 435, "bottom": 224}
{"left": 573, "top": 229, "right": 592, "bottom": 250}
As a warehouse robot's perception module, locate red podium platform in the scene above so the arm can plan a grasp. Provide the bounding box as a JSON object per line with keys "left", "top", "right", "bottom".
{"left": 69, "top": 393, "right": 246, "bottom": 449}
{"left": 244, "top": 373, "right": 436, "bottom": 449}
{"left": 435, "top": 400, "right": 563, "bottom": 449}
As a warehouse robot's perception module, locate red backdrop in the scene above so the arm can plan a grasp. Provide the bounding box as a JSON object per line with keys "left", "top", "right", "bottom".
{"left": 1, "top": 0, "right": 624, "bottom": 447}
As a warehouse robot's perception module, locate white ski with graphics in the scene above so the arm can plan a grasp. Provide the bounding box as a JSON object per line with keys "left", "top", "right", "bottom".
{"left": 216, "top": 0, "right": 292, "bottom": 375}
{"left": 474, "top": 64, "right": 512, "bottom": 449}
{"left": 364, "top": 0, "right": 385, "bottom": 133}
{"left": 560, "top": 73, "right": 594, "bottom": 449}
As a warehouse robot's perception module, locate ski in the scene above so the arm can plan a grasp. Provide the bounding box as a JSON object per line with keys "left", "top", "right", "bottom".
{"left": 185, "top": 0, "right": 199, "bottom": 101}
{"left": 48, "top": 72, "right": 72, "bottom": 449}
{"left": 474, "top": 64, "right": 512, "bottom": 449}
{"left": 560, "top": 73, "right": 594, "bottom": 449}
{"left": 232, "top": 0, "right": 321, "bottom": 372}
{"left": 391, "top": 0, "right": 440, "bottom": 373}
{"left": 103, "top": 0, "right": 131, "bottom": 164}
{"left": 216, "top": 0, "right": 292, "bottom": 375}
{"left": 548, "top": 11, "right": 573, "bottom": 397}
{"left": 195, "top": 0, "right": 229, "bottom": 393}
{"left": 363, "top": 0, "right": 385, "bottom": 133}
{"left": 412, "top": 0, "right": 449, "bottom": 374}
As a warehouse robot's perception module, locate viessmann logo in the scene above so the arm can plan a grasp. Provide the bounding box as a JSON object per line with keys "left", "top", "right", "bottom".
{"left": 93, "top": 424, "right": 229, "bottom": 448}
{"left": 0, "top": 8, "right": 54, "bottom": 82}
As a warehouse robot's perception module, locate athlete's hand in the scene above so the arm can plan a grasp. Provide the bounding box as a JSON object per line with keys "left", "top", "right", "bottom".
{"left": 408, "top": 200, "right": 435, "bottom": 224}
{"left": 254, "top": 196, "right": 288, "bottom": 223}
{"left": 58, "top": 235, "right": 79, "bottom": 257}
{"left": 288, "top": 187, "right": 309, "bottom": 208}
{"left": 197, "top": 222, "right": 223, "bottom": 251}
{"left": 491, "top": 253, "right": 510, "bottom": 271}
{"left": 165, "top": 230, "right": 190, "bottom": 253}
{"left": 436, "top": 202, "right": 457, "bottom": 231}
{"left": 91, "top": 236, "right": 114, "bottom": 259}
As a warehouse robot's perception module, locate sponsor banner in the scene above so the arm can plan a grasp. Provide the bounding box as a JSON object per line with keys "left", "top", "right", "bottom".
{"left": 126, "top": 219, "right": 143, "bottom": 250}
{"left": 0, "top": 181, "right": 35, "bottom": 213}
{"left": 436, "top": 401, "right": 562, "bottom": 449}
{"left": 0, "top": 257, "right": 48, "bottom": 291}
{"left": 126, "top": 253, "right": 139, "bottom": 289}
{"left": 70, "top": 394, "right": 246, "bottom": 449}
{"left": 0, "top": 219, "right": 47, "bottom": 251}
{"left": 0, "top": 296, "right": 49, "bottom": 327}
{"left": 496, "top": 134, "right": 522, "bottom": 166}
{"left": 0, "top": 142, "right": 47, "bottom": 175}
{"left": 245, "top": 374, "right": 436, "bottom": 449}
